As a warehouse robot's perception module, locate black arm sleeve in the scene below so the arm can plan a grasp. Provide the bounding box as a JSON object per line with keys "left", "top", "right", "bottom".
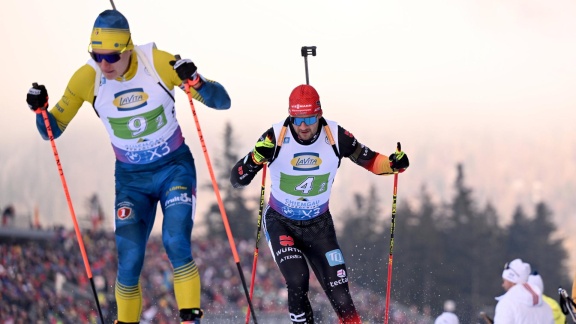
{"left": 337, "top": 125, "right": 377, "bottom": 160}
{"left": 230, "top": 128, "right": 276, "bottom": 188}
{"left": 337, "top": 125, "right": 386, "bottom": 171}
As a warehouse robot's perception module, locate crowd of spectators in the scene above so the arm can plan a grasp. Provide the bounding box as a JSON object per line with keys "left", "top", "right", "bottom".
{"left": 1, "top": 227, "right": 432, "bottom": 323}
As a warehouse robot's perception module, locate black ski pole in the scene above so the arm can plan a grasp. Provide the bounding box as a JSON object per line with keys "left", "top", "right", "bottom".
{"left": 301, "top": 46, "right": 317, "bottom": 85}
{"left": 559, "top": 287, "right": 576, "bottom": 322}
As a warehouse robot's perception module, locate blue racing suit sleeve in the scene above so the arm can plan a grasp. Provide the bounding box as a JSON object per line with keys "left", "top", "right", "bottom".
{"left": 195, "top": 75, "right": 231, "bottom": 109}
{"left": 35, "top": 111, "right": 63, "bottom": 140}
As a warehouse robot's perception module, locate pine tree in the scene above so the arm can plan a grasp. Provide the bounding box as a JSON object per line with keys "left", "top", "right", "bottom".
{"left": 338, "top": 184, "right": 386, "bottom": 292}
{"left": 443, "top": 164, "right": 499, "bottom": 321}
{"left": 505, "top": 205, "right": 532, "bottom": 258}
{"left": 202, "top": 122, "right": 257, "bottom": 241}
{"left": 507, "top": 202, "right": 569, "bottom": 296}
{"left": 393, "top": 185, "right": 444, "bottom": 310}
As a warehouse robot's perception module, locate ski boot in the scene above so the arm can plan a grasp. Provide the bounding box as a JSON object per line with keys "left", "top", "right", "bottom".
{"left": 180, "top": 308, "right": 204, "bottom": 324}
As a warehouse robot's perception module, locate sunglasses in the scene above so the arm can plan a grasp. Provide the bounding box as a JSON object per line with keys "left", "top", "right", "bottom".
{"left": 88, "top": 36, "right": 131, "bottom": 63}
{"left": 290, "top": 115, "right": 318, "bottom": 126}
{"left": 89, "top": 52, "right": 123, "bottom": 63}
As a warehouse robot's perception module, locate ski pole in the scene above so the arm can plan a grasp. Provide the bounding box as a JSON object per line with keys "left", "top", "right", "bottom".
{"left": 559, "top": 287, "right": 576, "bottom": 322}
{"left": 245, "top": 165, "right": 267, "bottom": 324}
{"left": 479, "top": 311, "right": 494, "bottom": 324}
{"left": 176, "top": 62, "right": 258, "bottom": 324}
{"left": 34, "top": 83, "right": 105, "bottom": 323}
{"left": 384, "top": 142, "right": 401, "bottom": 324}
{"left": 109, "top": 0, "right": 116, "bottom": 10}
{"left": 301, "top": 46, "right": 316, "bottom": 85}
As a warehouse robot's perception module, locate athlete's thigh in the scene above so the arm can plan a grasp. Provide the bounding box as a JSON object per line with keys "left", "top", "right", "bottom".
{"left": 114, "top": 169, "right": 158, "bottom": 237}
{"left": 114, "top": 170, "right": 158, "bottom": 275}
{"left": 301, "top": 214, "right": 348, "bottom": 289}
{"left": 156, "top": 158, "right": 197, "bottom": 266}
{"left": 264, "top": 208, "right": 309, "bottom": 279}
{"left": 158, "top": 157, "right": 196, "bottom": 228}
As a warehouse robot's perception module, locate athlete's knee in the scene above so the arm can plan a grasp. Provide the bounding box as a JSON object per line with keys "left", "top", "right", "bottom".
{"left": 116, "top": 238, "right": 146, "bottom": 285}
{"left": 285, "top": 273, "right": 310, "bottom": 291}
{"left": 162, "top": 234, "right": 192, "bottom": 264}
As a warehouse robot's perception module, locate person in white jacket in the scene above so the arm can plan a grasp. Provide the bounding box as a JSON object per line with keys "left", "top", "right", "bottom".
{"left": 528, "top": 271, "right": 566, "bottom": 324}
{"left": 494, "top": 258, "right": 554, "bottom": 323}
{"left": 434, "top": 300, "right": 460, "bottom": 324}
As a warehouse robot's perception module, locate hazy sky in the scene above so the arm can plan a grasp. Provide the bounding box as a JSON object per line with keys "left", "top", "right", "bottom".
{"left": 2, "top": 1, "right": 576, "bottom": 269}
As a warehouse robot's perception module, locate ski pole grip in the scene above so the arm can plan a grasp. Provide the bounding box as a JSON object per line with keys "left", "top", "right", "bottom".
{"left": 301, "top": 46, "right": 317, "bottom": 57}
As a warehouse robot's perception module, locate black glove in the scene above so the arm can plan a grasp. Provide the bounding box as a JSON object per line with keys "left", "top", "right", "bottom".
{"left": 389, "top": 151, "right": 409, "bottom": 173}
{"left": 27, "top": 83, "right": 49, "bottom": 112}
{"left": 230, "top": 153, "right": 262, "bottom": 188}
{"left": 169, "top": 56, "right": 198, "bottom": 82}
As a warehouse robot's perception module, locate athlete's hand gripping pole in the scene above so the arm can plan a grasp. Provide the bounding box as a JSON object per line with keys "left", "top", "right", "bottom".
{"left": 384, "top": 142, "right": 402, "bottom": 324}
{"left": 29, "top": 83, "right": 105, "bottom": 323}
{"left": 175, "top": 58, "right": 258, "bottom": 324}
{"left": 245, "top": 165, "right": 267, "bottom": 324}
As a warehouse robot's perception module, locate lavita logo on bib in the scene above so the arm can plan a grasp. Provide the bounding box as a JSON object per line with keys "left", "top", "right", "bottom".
{"left": 113, "top": 88, "right": 149, "bottom": 111}
{"left": 291, "top": 152, "right": 322, "bottom": 171}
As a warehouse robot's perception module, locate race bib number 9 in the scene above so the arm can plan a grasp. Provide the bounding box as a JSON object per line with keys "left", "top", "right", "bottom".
{"left": 108, "top": 105, "right": 167, "bottom": 139}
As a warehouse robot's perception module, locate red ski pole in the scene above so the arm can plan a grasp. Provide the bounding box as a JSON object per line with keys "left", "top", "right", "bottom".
{"left": 177, "top": 66, "right": 258, "bottom": 323}
{"left": 246, "top": 165, "right": 267, "bottom": 323}
{"left": 33, "top": 83, "right": 105, "bottom": 323}
{"left": 384, "top": 142, "right": 401, "bottom": 324}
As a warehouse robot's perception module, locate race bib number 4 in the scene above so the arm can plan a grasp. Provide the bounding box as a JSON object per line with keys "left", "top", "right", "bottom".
{"left": 279, "top": 172, "right": 329, "bottom": 196}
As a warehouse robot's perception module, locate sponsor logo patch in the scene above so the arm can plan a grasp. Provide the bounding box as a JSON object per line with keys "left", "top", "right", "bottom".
{"left": 290, "top": 312, "right": 307, "bottom": 323}
{"left": 291, "top": 152, "right": 321, "bottom": 171}
{"left": 116, "top": 201, "right": 134, "bottom": 220}
{"left": 280, "top": 235, "right": 294, "bottom": 246}
{"left": 165, "top": 193, "right": 193, "bottom": 208}
{"left": 325, "top": 249, "right": 345, "bottom": 266}
{"left": 279, "top": 254, "right": 303, "bottom": 263}
{"left": 113, "top": 88, "right": 149, "bottom": 110}
{"left": 275, "top": 246, "right": 301, "bottom": 257}
{"left": 329, "top": 276, "right": 348, "bottom": 288}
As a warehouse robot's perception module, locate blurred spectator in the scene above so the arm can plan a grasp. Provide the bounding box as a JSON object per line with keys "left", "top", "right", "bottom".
{"left": 2, "top": 205, "right": 15, "bottom": 227}
{"left": 527, "top": 271, "right": 566, "bottom": 324}
{"left": 494, "top": 258, "right": 553, "bottom": 323}
{"left": 435, "top": 299, "right": 459, "bottom": 324}
{"left": 0, "top": 227, "right": 431, "bottom": 322}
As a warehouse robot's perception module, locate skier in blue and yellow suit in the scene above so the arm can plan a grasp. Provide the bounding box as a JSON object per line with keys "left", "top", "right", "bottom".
{"left": 26, "top": 9, "right": 230, "bottom": 324}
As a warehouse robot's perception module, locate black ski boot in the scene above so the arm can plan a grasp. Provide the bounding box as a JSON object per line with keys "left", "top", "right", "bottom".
{"left": 180, "top": 308, "right": 204, "bottom": 323}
